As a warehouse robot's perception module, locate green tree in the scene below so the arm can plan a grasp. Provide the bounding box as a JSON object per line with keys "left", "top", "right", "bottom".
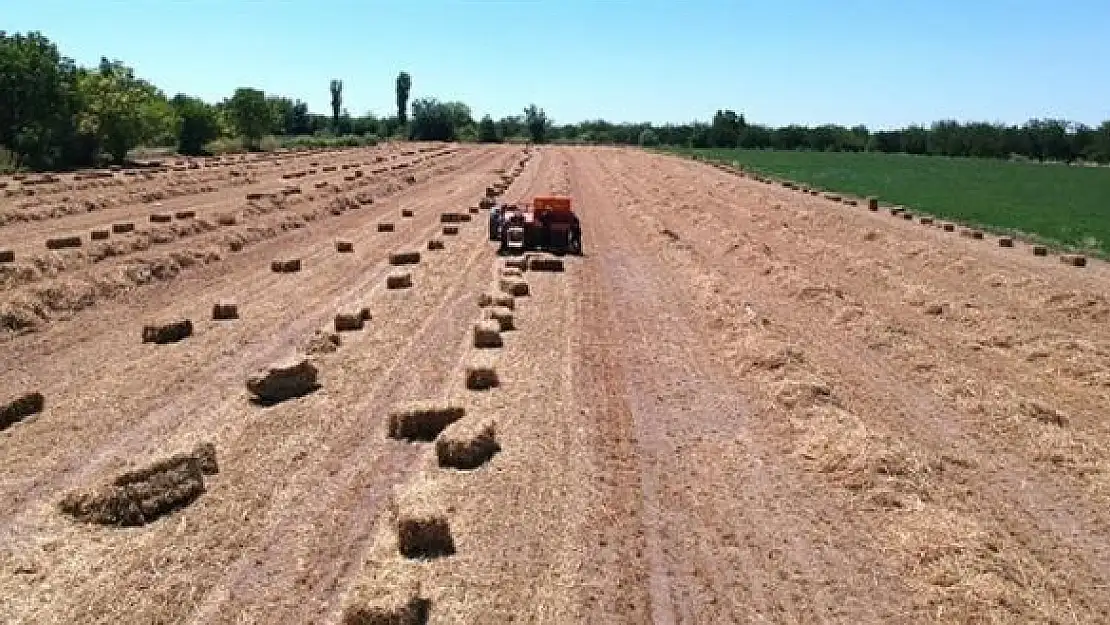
{"left": 523, "top": 104, "right": 549, "bottom": 144}
{"left": 477, "top": 115, "right": 499, "bottom": 143}
{"left": 638, "top": 128, "right": 660, "bottom": 147}
{"left": 227, "top": 87, "right": 270, "bottom": 149}
{"left": 171, "top": 95, "right": 220, "bottom": 155}
{"left": 77, "top": 59, "right": 176, "bottom": 163}
{"left": 0, "top": 31, "right": 83, "bottom": 168}
{"left": 329, "top": 79, "right": 342, "bottom": 131}
{"left": 409, "top": 98, "right": 457, "bottom": 141}
{"left": 396, "top": 72, "right": 411, "bottom": 124}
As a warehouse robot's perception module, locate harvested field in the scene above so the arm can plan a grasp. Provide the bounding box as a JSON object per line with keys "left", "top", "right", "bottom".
{"left": 3, "top": 144, "right": 1110, "bottom": 624}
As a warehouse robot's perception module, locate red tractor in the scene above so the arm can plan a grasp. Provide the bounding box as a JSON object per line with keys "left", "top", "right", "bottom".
{"left": 493, "top": 196, "right": 581, "bottom": 255}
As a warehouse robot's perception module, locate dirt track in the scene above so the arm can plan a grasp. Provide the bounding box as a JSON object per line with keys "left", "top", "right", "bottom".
{"left": 3, "top": 145, "right": 1110, "bottom": 624}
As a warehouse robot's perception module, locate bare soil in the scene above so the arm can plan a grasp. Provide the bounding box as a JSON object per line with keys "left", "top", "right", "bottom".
{"left": 2, "top": 145, "right": 1109, "bottom": 624}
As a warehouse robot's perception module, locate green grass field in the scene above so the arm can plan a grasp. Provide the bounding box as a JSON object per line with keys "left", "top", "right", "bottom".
{"left": 669, "top": 148, "right": 1110, "bottom": 256}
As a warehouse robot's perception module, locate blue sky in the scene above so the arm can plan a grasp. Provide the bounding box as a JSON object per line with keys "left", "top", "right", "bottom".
{"left": 4, "top": 0, "right": 1109, "bottom": 129}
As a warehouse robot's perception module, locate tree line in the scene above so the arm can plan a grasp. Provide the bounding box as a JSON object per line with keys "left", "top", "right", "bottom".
{"left": 3, "top": 30, "right": 1109, "bottom": 172}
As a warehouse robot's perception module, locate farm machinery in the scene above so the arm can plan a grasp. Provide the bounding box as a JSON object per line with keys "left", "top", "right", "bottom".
{"left": 489, "top": 196, "right": 582, "bottom": 255}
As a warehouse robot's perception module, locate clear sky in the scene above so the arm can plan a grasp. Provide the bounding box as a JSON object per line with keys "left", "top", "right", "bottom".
{"left": 4, "top": 0, "right": 1109, "bottom": 129}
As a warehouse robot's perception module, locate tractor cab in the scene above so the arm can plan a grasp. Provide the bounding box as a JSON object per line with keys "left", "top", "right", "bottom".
{"left": 496, "top": 196, "right": 581, "bottom": 255}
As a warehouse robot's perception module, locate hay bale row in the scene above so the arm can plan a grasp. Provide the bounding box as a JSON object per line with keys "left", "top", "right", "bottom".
{"left": 1061, "top": 254, "right": 1087, "bottom": 267}
{"left": 247, "top": 356, "right": 319, "bottom": 404}
{"left": 388, "top": 402, "right": 465, "bottom": 441}
{"left": 271, "top": 258, "right": 302, "bottom": 273}
{"left": 212, "top": 302, "right": 238, "bottom": 320}
{"left": 57, "top": 442, "right": 217, "bottom": 526}
{"left": 388, "top": 251, "right": 421, "bottom": 266}
{"left": 142, "top": 318, "right": 193, "bottom": 344}
{"left": 45, "top": 235, "right": 82, "bottom": 250}
{"left": 1, "top": 391, "right": 44, "bottom": 430}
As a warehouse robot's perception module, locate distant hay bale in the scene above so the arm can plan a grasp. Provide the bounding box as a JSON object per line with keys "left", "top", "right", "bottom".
{"left": 388, "top": 250, "right": 421, "bottom": 266}
{"left": 304, "top": 330, "right": 341, "bottom": 355}
{"left": 919, "top": 217, "right": 934, "bottom": 225}
{"left": 436, "top": 418, "right": 499, "bottom": 470}
{"left": 468, "top": 206, "right": 480, "bottom": 214}
{"left": 427, "top": 238, "right": 444, "bottom": 251}
{"left": 1, "top": 391, "right": 44, "bottom": 430}
{"left": 215, "top": 213, "right": 236, "bottom": 226}
{"left": 527, "top": 256, "right": 565, "bottom": 272}
{"left": 824, "top": 193, "right": 842, "bottom": 202}
{"left": 386, "top": 271, "right": 412, "bottom": 289}
{"left": 58, "top": 443, "right": 217, "bottom": 526}
{"left": 0, "top": 249, "right": 13, "bottom": 263}
{"left": 867, "top": 197, "right": 879, "bottom": 211}
{"left": 359, "top": 307, "right": 373, "bottom": 321}
{"left": 142, "top": 318, "right": 193, "bottom": 344}
{"left": 341, "top": 580, "right": 430, "bottom": 625}
{"left": 971, "top": 230, "right": 984, "bottom": 239}
{"left": 150, "top": 213, "right": 172, "bottom": 223}
{"left": 499, "top": 277, "right": 529, "bottom": 297}
{"left": 314, "top": 181, "right": 328, "bottom": 189}
{"left": 111, "top": 222, "right": 136, "bottom": 234}
{"left": 504, "top": 257, "right": 527, "bottom": 271}
{"left": 393, "top": 480, "right": 455, "bottom": 559}
{"left": 388, "top": 401, "right": 465, "bottom": 441}
{"left": 271, "top": 258, "right": 302, "bottom": 273}
{"left": 45, "top": 235, "right": 82, "bottom": 250}
{"left": 465, "top": 355, "right": 499, "bottom": 390}
{"left": 998, "top": 237, "right": 1014, "bottom": 247}
{"left": 401, "top": 208, "right": 414, "bottom": 218}
{"left": 1033, "top": 245, "right": 1048, "bottom": 256}
{"left": 486, "top": 306, "right": 514, "bottom": 331}
{"left": 377, "top": 222, "right": 394, "bottom": 232}
{"left": 500, "top": 267, "right": 523, "bottom": 278}
{"left": 473, "top": 319, "right": 503, "bottom": 348}
{"left": 174, "top": 210, "right": 196, "bottom": 219}
{"left": 337, "top": 240, "right": 354, "bottom": 253}
{"left": 889, "top": 207, "right": 903, "bottom": 216}
{"left": 845, "top": 199, "right": 858, "bottom": 206}
{"left": 1061, "top": 254, "right": 1087, "bottom": 267}
{"left": 212, "top": 302, "right": 239, "bottom": 320}
{"left": 942, "top": 223, "right": 955, "bottom": 232}
{"left": 477, "top": 293, "right": 494, "bottom": 307}
{"left": 442, "top": 225, "right": 459, "bottom": 236}
{"left": 440, "top": 212, "right": 465, "bottom": 223}
{"left": 334, "top": 311, "right": 365, "bottom": 332}
{"left": 901, "top": 213, "right": 913, "bottom": 220}
{"left": 246, "top": 356, "right": 319, "bottom": 404}
{"left": 90, "top": 229, "right": 110, "bottom": 240}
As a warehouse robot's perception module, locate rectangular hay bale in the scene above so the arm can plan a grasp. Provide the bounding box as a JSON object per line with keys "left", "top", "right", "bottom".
{"left": 442, "top": 225, "right": 459, "bottom": 236}
{"left": 45, "top": 235, "right": 82, "bottom": 250}
{"left": 386, "top": 271, "right": 412, "bottom": 289}
{"left": 212, "top": 302, "right": 239, "bottom": 320}
{"left": 335, "top": 312, "right": 365, "bottom": 332}
{"left": 388, "top": 401, "right": 465, "bottom": 441}
{"left": 473, "top": 320, "right": 503, "bottom": 348}
{"left": 377, "top": 222, "right": 395, "bottom": 232}
{"left": 111, "top": 222, "right": 136, "bottom": 234}
{"left": 271, "top": 258, "right": 302, "bottom": 273}
{"left": 142, "top": 318, "right": 193, "bottom": 344}
{"left": 150, "top": 213, "right": 172, "bottom": 223}
{"left": 436, "top": 418, "right": 499, "bottom": 469}
{"left": 0, "top": 249, "right": 14, "bottom": 263}
{"left": 388, "top": 251, "right": 421, "bottom": 266}
{"left": 1, "top": 391, "right": 44, "bottom": 430}
{"left": 246, "top": 356, "right": 319, "bottom": 403}
{"left": 499, "top": 277, "right": 530, "bottom": 297}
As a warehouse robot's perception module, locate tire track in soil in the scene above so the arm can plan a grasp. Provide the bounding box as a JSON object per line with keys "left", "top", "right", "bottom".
{"left": 567, "top": 149, "right": 912, "bottom": 623}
